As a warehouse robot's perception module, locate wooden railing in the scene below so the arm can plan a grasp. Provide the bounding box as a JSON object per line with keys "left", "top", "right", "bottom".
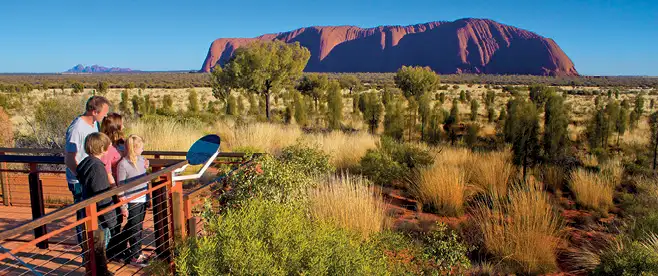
{"left": 0, "top": 148, "right": 259, "bottom": 275}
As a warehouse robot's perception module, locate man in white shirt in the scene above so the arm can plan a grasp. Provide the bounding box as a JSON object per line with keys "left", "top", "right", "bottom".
{"left": 64, "top": 96, "right": 110, "bottom": 246}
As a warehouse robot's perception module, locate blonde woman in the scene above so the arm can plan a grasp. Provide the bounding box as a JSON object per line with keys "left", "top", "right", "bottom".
{"left": 115, "top": 134, "right": 149, "bottom": 266}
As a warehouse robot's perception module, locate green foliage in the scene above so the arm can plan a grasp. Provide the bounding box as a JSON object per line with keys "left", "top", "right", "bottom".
{"left": 528, "top": 85, "right": 556, "bottom": 109}
{"left": 465, "top": 123, "right": 480, "bottom": 147}
{"left": 544, "top": 94, "right": 570, "bottom": 160}
{"left": 187, "top": 88, "right": 200, "bottom": 114}
{"left": 293, "top": 91, "right": 308, "bottom": 126}
{"left": 225, "top": 144, "right": 332, "bottom": 206}
{"left": 470, "top": 99, "right": 479, "bottom": 121}
{"left": 32, "top": 97, "right": 81, "bottom": 148}
{"left": 650, "top": 112, "right": 658, "bottom": 169}
{"left": 421, "top": 222, "right": 472, "bottom": 274}
{"left": 593, "top": 240, "right": 658, "bottom": 276}
{"left": 296, "top": 73, "right": 329, "bottom": 109}
{"left": 360, "top": 137, "right": 433, "bottom": 187}
{"left": 361, "top": 92, "right": 383, "bottom": 134}
{"left": 338, "top": 75, "right": 362, "bottom": 94}
{"left": 326, "top": 81, "right": 343, "bottom": 130}
{"left": 71, "top": 82, "right": 84, "bottom": 93}
{"left": 635, "top": 93, "right": 646, "bottom": 117}
{"left": 418, "top": 93, "right": 432, "bottom": 141}
{"left": 393, "top": 65, "right": 439, "bottom": 98}
{"left": 96, "top": 81, "right": 109, "bottom": 95}
{"left": 483, "top": 90, "right": 496, "bottom": 109}
{"left": 226, "top": 94, "right": 238, "bottom": 116}
{"left": 459, "top": 90, "right": 466, "bottom": 103}
{"left": 383, "top": 96, "right": 405, "bottom": 141}
{"left": 212, "top": 40, "right": 311, "bottom": 120}
{"left": 438, "top": 92, "right": 446, "bottom": 104}
{"left": 131, "top": 95, "right": 142, "bottom": 115}
{"left": 175, "top": 198, "right": 390, "bottom": 276}
{"left": 587, "top": 101, "right": 619, "bottom": 151}
{"left": 426, "top": 105, "right": 446, "bottom": 145}
{"left": 506, "top": 98, "right": 540, "bottom": 178}
{"left": 487, "top": 107, "right": 496, "bottom": 123}
{"left": 405, "top": 96, "right": 419, "bottom": 141}
{"left": 119, "top": 90, "right": 131, "bottom": 115}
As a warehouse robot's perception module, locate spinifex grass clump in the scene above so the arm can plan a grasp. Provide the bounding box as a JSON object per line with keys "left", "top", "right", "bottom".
{"left": 569, "top": 169, "right": 614, "bottom": 214}
{"left": 472, "top": 180, "right": 563, "bottom": 274}
{"left": 413, "top": 163, "right": 468, "bottom": 216}
{"left": 309, "top": 173, "right": 386, "bottom": 239}
{"left": 468, "top": 150, "right": 514, "bottom": 198}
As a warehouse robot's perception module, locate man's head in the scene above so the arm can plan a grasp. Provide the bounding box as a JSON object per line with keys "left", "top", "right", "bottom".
{"left": 85, "top": 96, "right": 110, "bottom": 123}
{"left": 84, "top": 132, "right": 111, "bottom": 157}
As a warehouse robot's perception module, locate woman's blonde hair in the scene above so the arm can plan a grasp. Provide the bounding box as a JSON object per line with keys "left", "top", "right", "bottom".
{"left": 125, "top": 134, "right": 144, "bottom": 168}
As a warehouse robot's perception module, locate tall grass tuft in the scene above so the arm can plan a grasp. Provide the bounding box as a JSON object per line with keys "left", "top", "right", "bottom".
{"left": 309, "top": 173, "right": 386, "bottom": 239}
{"left": 601, "top": 158, "right": 624, "bottom": 188}
{"left": 412, "top": 163, "right": 468, "bottom": 217}
{"left": 222, "top": 122, "right": 302, "bottom": 154}
{"left": 472, "top": 180, "right": 563, "bottom": 274}
{"left": 468, "top": 150, "right": 514, "bottom": 197}
{"left": 127, "top": 118, "right": 204, "bottom": 151}
{"left": 303, "top": 131, "right": 377, "bottom": 170}
{"left": 569, "top": 169, "right": 614, "bottom": 213}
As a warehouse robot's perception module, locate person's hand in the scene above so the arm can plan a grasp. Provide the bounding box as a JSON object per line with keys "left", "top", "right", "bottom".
{"left": 121, "top": 208, "right": 128, "bottom": 218}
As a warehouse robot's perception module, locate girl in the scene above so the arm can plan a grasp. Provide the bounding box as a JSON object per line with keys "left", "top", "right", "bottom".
{"left": 100, "top": 113, "right": 127, "bottom": 260}
{"left": 116, "top": 134, "right": 149, "bottom": 266}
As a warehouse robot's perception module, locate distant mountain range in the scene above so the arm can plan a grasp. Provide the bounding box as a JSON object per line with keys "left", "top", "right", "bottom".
{"left": 65, "top": 64, "right": 137, "bottom": 73}
{"left": 201, "top": 18, "right": 578, "bottom": 76}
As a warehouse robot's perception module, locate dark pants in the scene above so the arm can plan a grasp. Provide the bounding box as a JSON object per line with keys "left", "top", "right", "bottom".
{"left": 115, "top": 203, "right": 147, "bottom": 260}
{"left": 69, "top": 182, "right": 85, "bottom": 247}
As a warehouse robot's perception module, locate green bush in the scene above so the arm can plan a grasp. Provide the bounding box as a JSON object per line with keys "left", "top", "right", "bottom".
{"left": 279, "top": 144, "right": 334, "bottom": 176}
{"left": 359, "top": 148, "right": 406, "bottom": 187}
{"left": 592, "top": 241, "right": 658, "bottom": 276}
{"left": 359, "top": 137, "right": 433, "bottom": 187}
{"left": 175, "top": 198, "right": 390, "bottom": 276}
{"left": 420, "top": 222, "right": 472, "bottom": 274}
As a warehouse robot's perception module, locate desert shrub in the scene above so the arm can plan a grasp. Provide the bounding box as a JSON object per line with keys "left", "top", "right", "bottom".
{"left": 413, "top": 163, "right": 468, "bottom": 216}
{"left": 175, "top": 198, "right": 389, "bottom": 275}
{"left": 301, "top": 131, "right": 377, "bottom": 170}
{"left": 279, "top": 143, "right": 334, "bottom": 177}
{"left": 359, "top": 137, "right": 433, "bottom": 187}
{"left": 309, "top": 173, "right": 386, "bottom": 239}
{"left": 568, "top": 169, "right": 614, "bottom": 214}
{"left": 359, "top": 148, "right": 406, "bottom": 187}
{"left": 0, "top": 107, "right": 13, "bottom": 147}
{"left": 472, "top": 181, "right": 563, "bottom": 274}
{"left": 420, "top": 222, "right": 472, "bottom": 274}
{"left": 592, "top": 239, "right": 658, "bottom": 276}
{"left": 27, "top": 97, "right": 82, "bottom": 148}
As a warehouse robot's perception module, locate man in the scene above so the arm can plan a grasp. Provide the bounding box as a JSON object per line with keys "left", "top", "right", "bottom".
{"left": 64, "top": 96, "right": 110, "bottom": 246}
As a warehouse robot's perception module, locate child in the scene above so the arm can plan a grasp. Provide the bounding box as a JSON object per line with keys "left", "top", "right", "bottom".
{"left": 75, "top": 132, "right": 117, "bottom": 248}
{"left": 116, "top": 134, "right": 149, "bottom": 266}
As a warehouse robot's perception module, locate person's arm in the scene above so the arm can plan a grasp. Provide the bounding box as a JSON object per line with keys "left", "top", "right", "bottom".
{"left": 65, "top": 152, "right": 77, "bottom": 176}
{"left": 116, "top": 162, "right": 129, "bottom": 216}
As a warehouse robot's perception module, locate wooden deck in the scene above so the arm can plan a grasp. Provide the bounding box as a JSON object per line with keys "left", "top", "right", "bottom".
{"left": 0, "top": 206, "right": 158, "bottom": 275}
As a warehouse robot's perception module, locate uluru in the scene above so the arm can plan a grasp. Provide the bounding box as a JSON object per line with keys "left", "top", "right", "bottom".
{"left": 201, "top": 18, "right": 578, "bottom": 76}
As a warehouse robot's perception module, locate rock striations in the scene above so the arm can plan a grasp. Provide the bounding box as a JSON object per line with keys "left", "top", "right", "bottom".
{"left": 201, "top": 18, "right": 577, "bottom": 76}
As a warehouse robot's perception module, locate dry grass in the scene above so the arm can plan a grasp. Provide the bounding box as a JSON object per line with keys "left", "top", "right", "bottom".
{"left": 220, "top": 122, "right": 302, "bottom": 154}
{"left": 581, "top": 154, "right": 599, "bottom": 167}
{"left": 302, "top": 131, "right": 377, "bottom": 170}
{"left": 569, "top": 169, "right": 614, "bottom": 213}
{"left": 538, "top": 165, "right": 566, "bottom": 193}
{"left": 413, "top": 163, "right": 468, "bottom": 216}
{"left": 472, "top": 180, "right": 563, "bottom": 274}
{"left": 468, "top": 150, "right": 514, "bottom": 197}
{"left": 309, "top": 173, "right": 386, "bottom": 239}
{"left": 127, "top": 118, "right": 204, "bottom": 151}
{"left": 601, "top": 158, "right": 624, "bottom": 187}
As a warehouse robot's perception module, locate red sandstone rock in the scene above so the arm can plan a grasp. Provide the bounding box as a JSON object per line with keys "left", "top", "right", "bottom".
{"left": 201, "top": 18, "right": 578, "bottom": 76}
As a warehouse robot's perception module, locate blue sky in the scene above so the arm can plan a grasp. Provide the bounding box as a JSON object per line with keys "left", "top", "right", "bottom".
{"left": 0, "top": 0, "right": 656, "bottom": 75}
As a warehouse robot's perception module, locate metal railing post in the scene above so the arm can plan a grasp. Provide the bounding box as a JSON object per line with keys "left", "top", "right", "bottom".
{"left": 153, "top": 174, "right": 172, "bottom": 263}
{"left": 0, "top": 151, "right": 9, "bottom": 206}
{"left": 28, "top": 163, "right": 47, "bottom": 249}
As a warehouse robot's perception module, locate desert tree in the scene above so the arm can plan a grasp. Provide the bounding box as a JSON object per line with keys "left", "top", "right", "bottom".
{"left": 188, "top": 88, "right": 200, "bottom": 114}
{"left": 487, "top": 107, "right": 496, "bottom": 123}
{"left": 543, "top": 94, "right": 570, "bottom": 161}
{"left": 96, "top": 81, "right": 109, "bottom": 95}
{"left": 383, "top": 96, "right": 405, "bottom": 141}
{"left": 438, "top": 92, "right": 446, "bottom": 104}
{"left": 338, "top": 75, "right": 361, "bottom": 94}
{"left": 444, "top": 99, "right": 461, "bottom": 145}
{"left": 650, "top": 111, "right": 658, "bottom": 170}
{"left": 361, "top": 92, "right": 383, "bottom": 134}
{"left": 210, "top": 40, "right": 311, "bottom": 120}
{"left": 293, "top": 91, "right": 308, "bottom": 127}
{"left": 160, "top": 94, "right": 174, "bottom": 114}
{"left": 296, "top": 73, "right": 329, "bottom": 110}
{"left": 405, "top": 96, "right": 419, "bottom": 141}
{"left": 529, "top": 85, "right": 555, "bottom": 109}
{"left": 616, "top": 103, "right": 629, "bottom": 145}
{"left": 418, "top": 92, "right": 432, "bottom": 141}
{"left": 71, "top": 82, "right": 84, "bottom": 94}
{"left": 465, "top": 123, "right": 480, "bottom": 148}
{"left": 509, "top": 99, "right": 540, "bottom": 181}
{"left": 119, "top": 90, "right": 130, "bottom": 114}
{"left": 459, "top": 90, "right": 466, "bottom": 103}
{"left": 326, "top": 80, "right": 343, "bottom": 130}
{"left": 470, "top": 99, "right": 479, "bottom": 121}
{"left": 226, "top": 95, "right": 238, "bottom": 116}
{"left": 393, "top": 65, "right": 439, "bottom": 99}
{"left": 131, "top": 95, "right": 143, "bottom": 116}
{"left": 426, "top": 105, "right": 447, "bottom": 144}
